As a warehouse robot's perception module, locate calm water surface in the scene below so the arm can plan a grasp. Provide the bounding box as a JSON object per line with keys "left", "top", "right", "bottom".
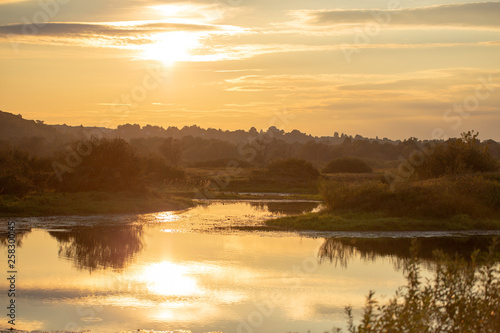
{"left": 1, "top": 200, "right": 498, "bottom": 333}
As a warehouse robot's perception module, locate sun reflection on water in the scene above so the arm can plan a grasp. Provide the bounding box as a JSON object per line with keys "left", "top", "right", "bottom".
{"left": 155, "top": 211, "right": 180, "bottom": 223}
{"left": 141, "top": 261, "right": 202, "bottom": 297}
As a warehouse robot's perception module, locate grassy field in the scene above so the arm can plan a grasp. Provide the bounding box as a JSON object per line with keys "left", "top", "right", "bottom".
{"left": 267, "top": 212, "right": 500, "bottom": 231}
{"left": 0, "top": 190, "right": 193, "bottom": 217}
{"left": 184, "top": 166, "right": 320, "bottom": 195}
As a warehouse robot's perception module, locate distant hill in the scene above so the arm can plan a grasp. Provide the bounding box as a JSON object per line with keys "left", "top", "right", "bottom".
{"left": 1, "top": 110, "right": 498, "bottom": 165}
{"left": 0, "top": 110, "right": 396, "bottom": 146}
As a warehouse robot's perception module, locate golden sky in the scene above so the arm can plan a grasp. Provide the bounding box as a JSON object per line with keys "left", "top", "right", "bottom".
{"left": 0, "top": 0, "right": 499, "bottom": 140}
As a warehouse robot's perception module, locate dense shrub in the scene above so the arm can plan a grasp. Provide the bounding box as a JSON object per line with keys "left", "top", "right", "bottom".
{"left": 140, "top": 155, "right": 185, "bottom": 183}
{"left": 54, "top": 138, "right": 141, "bottom": 192}
{"left": 267, "top": 158, "right": 320, "bottom": 181}
{"left": 323, "top": 157, "right": 373, "bottom": 174}
{"left": 338, "top": 240, "right": 500, "bottom": 333}
{"left": 415, "top": 131, "right": 499, "bottom": 179}
{"left": 0, "top": 149, "right": 52, "bottom": 195}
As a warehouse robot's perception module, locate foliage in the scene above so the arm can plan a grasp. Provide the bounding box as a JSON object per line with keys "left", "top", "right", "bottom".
{"left": 319, "top": 174, "right": 500, "bottom": 219}
{"left": 159, "top": 137, "right": 182, "bottom": 166}
{"left": 140, "top": 155, "right": 185, "bottom": 183}
{"left": 267, "top": 158, "right": 320, "bottom": 181}
{"left": 0, "top": 148, "right": 52, "bottom": 195}
{"left": 338, "top": 240, "right": 500, "bottom": 333}
{"left": 53, "top": 138, "right": 141, "bottom": 192}
{"left": 323, "top": 157, "right": 373, "bottom": 174}
{"left": 415, "top": 131, "right": 499, "bottom": 179}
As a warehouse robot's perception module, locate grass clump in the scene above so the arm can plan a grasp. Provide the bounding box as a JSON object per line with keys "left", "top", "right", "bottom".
{"left": 337, "top": 239, "right": 500, "bottom": 333}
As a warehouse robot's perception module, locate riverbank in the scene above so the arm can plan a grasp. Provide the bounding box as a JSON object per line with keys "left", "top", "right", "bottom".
{"left": 0, "top": 190, "right": 194, "bottom": 217}
{"left": 266, "top": 173, "right": 500, "bottom": 232}
{"left": 266, "top": 212, "right": 500, "bottom": 231}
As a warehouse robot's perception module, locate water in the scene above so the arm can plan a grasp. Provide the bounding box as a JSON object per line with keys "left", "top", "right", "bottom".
{"left": 0, "top": 201, "right": 498, "bottom": 333}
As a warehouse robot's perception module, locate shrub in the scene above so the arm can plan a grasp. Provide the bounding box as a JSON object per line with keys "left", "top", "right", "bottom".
{"left": 141, "top": 155, "right": 185, "bottom": 182}
{"left": 415, "top": 131, "right": 499, "bottom": 179}
{"left": 323, "top": 157, "right": 373, "bottom": 174}
{"left": 54, "top": 138, "right": 141, "bottom": 192}
{"left": 338, "top": 240, "right": 500, "bottom": 333}
{"left": 0, "top": 148, "right": 52, "bottom": 195}
{"left": 267, "top": 158, "right": 320, "bottom": 181}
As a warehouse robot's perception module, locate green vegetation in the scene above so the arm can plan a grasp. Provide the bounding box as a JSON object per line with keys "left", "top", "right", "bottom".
{"left": 267, "top": 133, "right": 500, "bottom": 232}
{"left": 323, "top": 157, "right": 372, "bottom": 174}
{"left": 0, "top": 190, "right": 192, "bottom": 217}
{"left": 414, "top": 131, "right": 499, "bottom": 179}
{"left": 267, "top": 174, "right": 500, "bottom": 231}
{"left": 267, "top": 211, "right": 500, "bottom": 231}
{"left": 321, "top": 174, "right": 500, "bottom": 219}
{"left": 267, "top": 158, "right": 320, "bottom": 180}
{"left": 336, "top": 240, "right": 500, "bottom": 333}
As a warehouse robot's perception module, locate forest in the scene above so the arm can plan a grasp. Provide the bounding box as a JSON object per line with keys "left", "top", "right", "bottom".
{"left": 1, "top": 110, "right": 500, "bottom": 195}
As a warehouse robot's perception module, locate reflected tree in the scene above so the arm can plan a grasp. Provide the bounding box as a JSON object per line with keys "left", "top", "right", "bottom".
{"left": 318, "top": 237, "right": 499, "bottom": 269}
{"left": 0, "top": 228, "right": 31, "bottom": 247}
{"left": 49, "top": 225, "right": 143, "bottom": 272}
{"left": 318, "top": 238, "right": 357, "bottom": 268}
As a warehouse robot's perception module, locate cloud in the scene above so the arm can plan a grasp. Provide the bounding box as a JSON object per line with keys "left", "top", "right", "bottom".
{"left": 295, "top": 2, "right": 500, "bottom": 29}
{"left": 0, "top": 20, "right": 246, "bottom": 56}
{"left": 0, "top": 0, "right": 29, "bottom": 3}
{"left": 0, "top": 21, "right": 223, "bottom": 37}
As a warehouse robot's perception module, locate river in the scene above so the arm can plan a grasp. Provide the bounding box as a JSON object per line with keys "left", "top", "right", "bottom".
{"left": 1, "top": 200, "right": 498, "bottom": 332}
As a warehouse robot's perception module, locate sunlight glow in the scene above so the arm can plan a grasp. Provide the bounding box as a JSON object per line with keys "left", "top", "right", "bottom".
{"left": 155, "top": 211, "right": 179, "bottom": 223}
{"left": 141, "top": 262, "right": 201, "bottom": 296}
{"left": 141, "top": 31, "right": 202, "bottom": 65}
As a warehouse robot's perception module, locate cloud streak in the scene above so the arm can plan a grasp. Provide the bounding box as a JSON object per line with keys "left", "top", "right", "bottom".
{"left": 295, "top": 2, "right": 500, "bottom": 29}
{"left": 0, "top": 21, "right": 224, "bottom": 37}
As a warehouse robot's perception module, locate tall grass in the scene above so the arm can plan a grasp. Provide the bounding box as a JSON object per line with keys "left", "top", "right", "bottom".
{"left": 319, "top": 174, "right": 500, "bottom": 219}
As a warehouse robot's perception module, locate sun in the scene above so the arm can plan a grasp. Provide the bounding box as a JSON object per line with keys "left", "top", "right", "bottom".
{"left": 141, "top": 31, "right": 202, "bottom": 66}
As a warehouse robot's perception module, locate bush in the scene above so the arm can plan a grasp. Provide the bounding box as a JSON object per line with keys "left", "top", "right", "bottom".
{"left": 415, "top": 131, "right": 499, "bottom": 179}
{"left": 323, "top": 157, "right": 373, "bottom": 174}
{"left": 0, "top": 148, "right": 52, "bottom": 195}
{"left": 141, "top": 155, "right": 185, "bottom": 182}
{"left": 54, "top": 138, "right": 141, "bottom": 192}
{"left": 338, "top": 240, "right": 500, "bottom": 333}
{"left": 267, "top": 158, "right": 320, "bottom": 181}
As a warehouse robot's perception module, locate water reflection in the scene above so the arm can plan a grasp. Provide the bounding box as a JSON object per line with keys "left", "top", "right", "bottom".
{"left": 250, "top": 201, "right": 320, "bottom": 215}
{"left": 318, "top": 237, "right": 499, "bottom": 268}
{"left": 0, "top": 228, "right": 31, "bottom": 247}
{"left": 49, "top": 225, "right": 143, "bottom": 272}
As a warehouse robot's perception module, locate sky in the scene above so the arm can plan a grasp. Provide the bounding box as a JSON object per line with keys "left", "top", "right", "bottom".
{"left": 0, "top": 0, "right": 499, "bottom": 140}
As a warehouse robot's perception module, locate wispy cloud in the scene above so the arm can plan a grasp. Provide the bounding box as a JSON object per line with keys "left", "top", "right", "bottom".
{"left": 0, "top": 20, "right": 246, "bottom": 58}
{"left": 292, "top": 2, "right": 500, "bottom": 29}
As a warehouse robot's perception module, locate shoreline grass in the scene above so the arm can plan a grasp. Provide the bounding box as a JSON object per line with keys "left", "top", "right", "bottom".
{"left": 0, "top": 190, "right": 194, "bottom": 217}
{"left": 266, "top": 212, "right": 500, "bottom": 231}
{"left": 265, "top": 173, "right": 500, "bottom": 232}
